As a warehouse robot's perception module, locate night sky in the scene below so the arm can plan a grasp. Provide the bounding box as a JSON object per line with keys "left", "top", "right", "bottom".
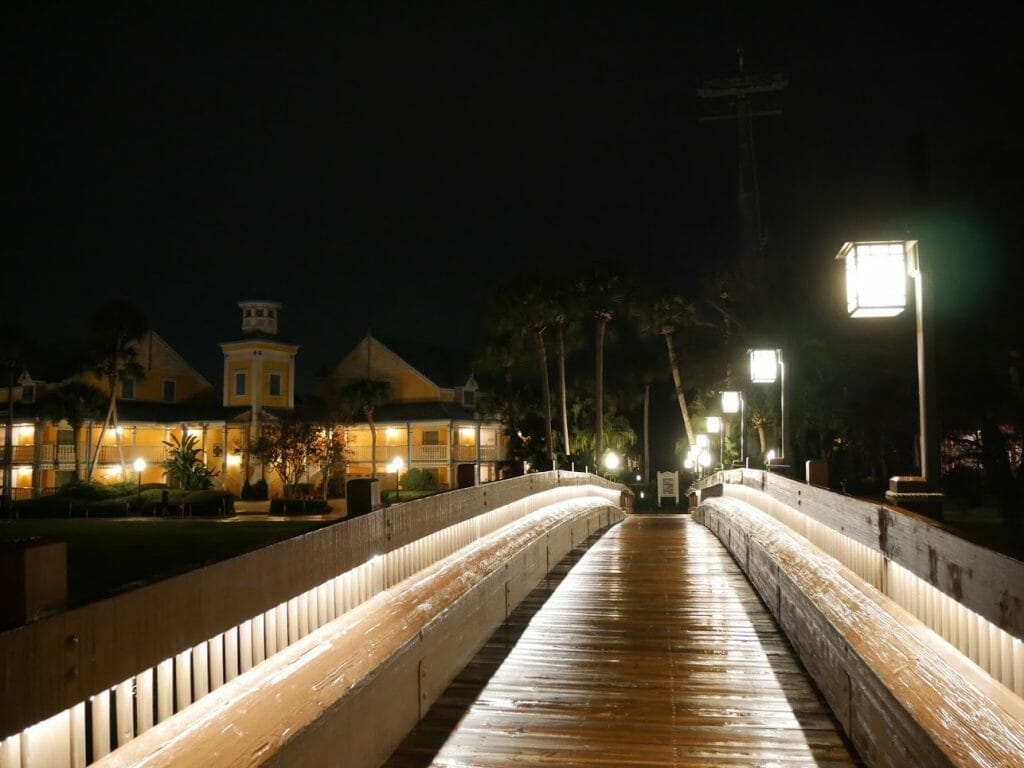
{"left": 5, "top": 4, "right": 1021, "bottom": 391}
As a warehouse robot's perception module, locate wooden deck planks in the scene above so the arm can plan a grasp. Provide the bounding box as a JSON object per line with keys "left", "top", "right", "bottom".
{"left": 385, "top": 514, "right": 861, "bottom": 767}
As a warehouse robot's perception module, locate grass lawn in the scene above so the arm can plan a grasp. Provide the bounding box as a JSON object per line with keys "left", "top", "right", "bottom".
{"left": 0, "top": 518, "right": 336, "bottom": 608}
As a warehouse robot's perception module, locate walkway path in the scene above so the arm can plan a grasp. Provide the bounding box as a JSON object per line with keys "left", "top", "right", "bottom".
{"left": 386, "top": 514, "right": 861, "bottom": 767}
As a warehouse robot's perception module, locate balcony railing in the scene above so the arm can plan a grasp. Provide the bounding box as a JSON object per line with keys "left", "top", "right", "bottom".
{"left": 0, "top": 445, "right": 35, "bottom": 464}
{"left": 347, "top": 444, "right": 501, "bottom": 464}
{"left": 92, "top": 444, "right": 169, "bottom": 465}
{"left": 411, "top": 445, "right": 447, "bottom": 462}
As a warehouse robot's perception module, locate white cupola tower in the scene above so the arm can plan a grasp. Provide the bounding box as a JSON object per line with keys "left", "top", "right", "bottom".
{"left": 239, "top": 300, "right": 282, "bottom": 336}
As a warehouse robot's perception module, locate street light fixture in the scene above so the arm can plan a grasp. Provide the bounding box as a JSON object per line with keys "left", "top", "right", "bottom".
{"left": 602, "top": 450, "right": 620, "bottom": 472}
{"left": 836, "top": 239, "right": 939, "bottom": 494}
{"left": 749, "top": 348, "right": 787, "bottom": 465}
{"left": 706, "top": 416, "right": 723, "bottom": 469}
{"left": 133, "top": 457, "right": 146, "bottom": 508}
{"left": 721, "top": 390, "right": 745, "bottom": 467}
{"left": 387, "top": 456, "right": 404, "bottom": 503}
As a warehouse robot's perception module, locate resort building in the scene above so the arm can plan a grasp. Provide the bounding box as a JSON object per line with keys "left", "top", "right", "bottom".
{"left": 1, "top": 302, "right": 505, "bottom": 501}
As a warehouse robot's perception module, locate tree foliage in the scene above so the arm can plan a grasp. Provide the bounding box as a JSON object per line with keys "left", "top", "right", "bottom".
{"left": 163, "top": 433, "right": 217, "bottom": 490}
{"left": 250, "top": 417, "right": 345, "bottom": 496}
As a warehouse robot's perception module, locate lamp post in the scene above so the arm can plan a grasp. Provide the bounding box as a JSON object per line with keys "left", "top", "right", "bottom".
{"left": 836, "top": 240, "right": 940, "bottom": 501}
{"left": 602, "top": 450, "right": 620, "bottom": 477}
{"left": 749, "top": 348, "right": 787, "bottom": 466}
{"left": 721, "top": 390, "right": 744, "bottom": 467}
{"left": 706, "top": 416, "right": 722, "bottom": 469}
{"left": 133, "top": 457, "right": 146, "bottom": 508}
{"left": 387, "top": 456, "right": 404, "bottom": 503}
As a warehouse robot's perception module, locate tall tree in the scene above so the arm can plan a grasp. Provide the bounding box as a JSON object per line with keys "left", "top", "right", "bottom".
{"left": 0, "top": 323, "right": 33, "bottom": 514}
{"left": 40, "top": 381, "right": 107, "bottom": 481}
{"left": 550, "top": 286, "right": 582, "bottom": 462}
{"left": 576, "top": 266, "right": 627, "bottom": 462}
{"left": 85, "top": 300, "right": 148, "bottom": 481}
{"left": 338, "top": 378, "right": 392, "bottom": 477}
{"left": 639, "top": 295, "right": 698, "bottom": 446}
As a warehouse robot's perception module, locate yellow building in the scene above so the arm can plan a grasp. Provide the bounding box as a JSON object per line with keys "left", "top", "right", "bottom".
{"left": 0, "top": 330, "right": 250, "bottom": 498}
{"left": 330, "top": 334, "right": 504, "bottom": 490}
{"left": 2, "top": 303, "right": 505, "bottom": 502}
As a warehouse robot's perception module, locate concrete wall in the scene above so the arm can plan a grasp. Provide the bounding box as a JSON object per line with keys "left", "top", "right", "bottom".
{"left": 89, "top": 497, "right": 625, "bottom": 767}
{"left": 0, "top": 471, "right": 627, "bottom": 740}
{"left": 697, "top": 496, "right": 1024, "bottom": 768}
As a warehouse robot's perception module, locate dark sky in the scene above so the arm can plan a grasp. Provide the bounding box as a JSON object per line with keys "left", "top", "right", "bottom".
{"left": 5, "top": 3, "right": 1021, "bottom": 391}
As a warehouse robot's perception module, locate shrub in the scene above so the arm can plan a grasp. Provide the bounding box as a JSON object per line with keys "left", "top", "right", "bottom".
{"left": 240, "top": 479, "right": 269, "bottom": 500}
{"left": 400, "top": 467, "right": 437, "bottom": 491}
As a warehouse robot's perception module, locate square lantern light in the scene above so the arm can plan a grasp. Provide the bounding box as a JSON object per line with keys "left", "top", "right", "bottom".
{"left": 721, "top": 391, "right": 741, "bottom": 414}
{"left": 749, "top": 349, "right": 779, "bottom": 383}
{"left": 835, "top": 240, "right": 915, "bottom": 318}
{"left": 706, "top": 416, "right": 722, "bottom": 434}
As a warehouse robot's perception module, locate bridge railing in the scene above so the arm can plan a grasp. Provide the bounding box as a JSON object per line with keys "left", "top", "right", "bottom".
{"left": 696, "top": 494, "right": 1024, "bottom": 767}
{"left": 696, "top": 469, "right": 1024, "bottom": 697}
{"left": 0, "top": 471, "right": 629, "bottom": 768}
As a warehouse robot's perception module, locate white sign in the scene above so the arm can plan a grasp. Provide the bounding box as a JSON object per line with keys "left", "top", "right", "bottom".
{"left": 656, "top": 471, "right": 679, "bottom": 507}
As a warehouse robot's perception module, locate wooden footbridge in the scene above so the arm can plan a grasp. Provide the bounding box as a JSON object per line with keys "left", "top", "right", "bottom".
{"left": 1, "top": 471, "right": 1022, "bottom": 767}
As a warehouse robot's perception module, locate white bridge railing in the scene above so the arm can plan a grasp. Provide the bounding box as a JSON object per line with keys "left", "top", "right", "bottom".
{"left": 697, "top": 469, "right": 1024, "bottom": 698}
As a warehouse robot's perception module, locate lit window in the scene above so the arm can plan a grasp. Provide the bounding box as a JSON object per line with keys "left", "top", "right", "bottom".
{"left": 235, "top": 372, "right": 246, "bottom": 396}
{"left": 268, "top": 372, "right": 281, "bottom": 397}
{"left": 162, "top": 380, "right": 176, "bottom": 403}
{"left": 120, "top": 377, "right": 135, "bottom": 399}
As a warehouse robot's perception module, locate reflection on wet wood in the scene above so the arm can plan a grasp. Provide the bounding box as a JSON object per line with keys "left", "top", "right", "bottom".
{"left": 386, "top": 514, "right": 861, "bottom": 767}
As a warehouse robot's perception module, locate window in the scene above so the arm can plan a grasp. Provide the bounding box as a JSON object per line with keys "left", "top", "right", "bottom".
{"left": 422, "top": 430, "right": 440, "bottom": 445}
{"left": 462, "top": 389, "right": 475, "bottom": 407}
{"left": 268, "top": 372, "right": 281, "bottom": 397}
{"left": 21, "top": 385, "right": 34, "bottom": 403}
{"left": 234, "top": 371, "right": 247, "bottom": 396}
{"left": 120, "top": 377, "right": 135, "bottom": 399}
{"left": 245, "top": 308, "right": 252, "bottom": 317}
{"left": 162, "top": 379, "right": 176, "bottom": 403}
{"left": 256, "top": 309, "right": 264, "bottom": 318}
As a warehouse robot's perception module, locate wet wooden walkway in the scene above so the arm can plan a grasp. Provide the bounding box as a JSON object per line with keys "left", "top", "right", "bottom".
{"left": 386, "top": 514, "right": 861, "bottom": 767}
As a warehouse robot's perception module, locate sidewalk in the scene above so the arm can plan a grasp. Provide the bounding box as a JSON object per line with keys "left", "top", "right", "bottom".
{"left": 233, "top": 498, "right": 348, "bottom": 521}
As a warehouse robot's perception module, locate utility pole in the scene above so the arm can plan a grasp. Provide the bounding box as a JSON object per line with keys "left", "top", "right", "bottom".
{"left": 698, "top": 50, "right": 787, "bottom": 279}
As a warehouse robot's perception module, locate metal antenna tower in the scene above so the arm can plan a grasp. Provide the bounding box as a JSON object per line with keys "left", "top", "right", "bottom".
{"left": 698, "top": 49, "right": 787, "bottom": 275}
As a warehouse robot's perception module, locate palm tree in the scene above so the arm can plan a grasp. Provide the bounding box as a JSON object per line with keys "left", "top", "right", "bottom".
{"left": 0, "top": 323, "right": 33, "bottom": 514}
{"left": 40, "top": 381, "right": 107, "bottom": 481}
{"left": 85, "top": 301, "right": 148, "bottom": 481}
{"left": 550, "top": 285, "right": 582, "bottom": 463}
{"left": 338, "top": 378, "right": 392, "bottom": 477}
{"left": 641, "top": 295, "right": 697, "bottom": 447}
{"left": 482, "top": 278, "right": 556, "bottom": 469}
{"left": 576, "top": 266, "right": 627, "bottom": 462}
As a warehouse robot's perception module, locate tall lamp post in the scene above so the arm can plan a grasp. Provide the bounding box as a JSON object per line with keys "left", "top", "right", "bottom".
{"left": 133, "top": 457, "right": 146, "bottom": 508}
{"left": 721, "top": 390, "right": 744, "bottom": 467}
{"left": 749, "top": 348, "right": 787, "bottom": 467}
{"left": 387, "top": 456, "right": 404, "bottom": 504}
{"left": 706, "top": 416, "right": 723, "bottom": 469}
{"left": 836, "top": 240, "right": 941, "bottom": 509}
